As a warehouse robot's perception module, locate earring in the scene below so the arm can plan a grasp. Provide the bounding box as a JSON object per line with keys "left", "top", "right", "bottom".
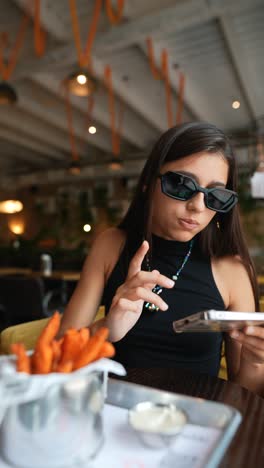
{"left": 216, "top": 220, "right": 220, "bottom": 229}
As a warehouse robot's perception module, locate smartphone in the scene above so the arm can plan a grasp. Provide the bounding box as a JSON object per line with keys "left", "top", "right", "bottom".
{"left": 172, "top": 310, "right": 264, "bottom": 333}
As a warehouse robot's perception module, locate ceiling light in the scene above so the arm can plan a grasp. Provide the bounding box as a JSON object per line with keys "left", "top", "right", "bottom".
{"left": 108, "top": 157, "right": 123, "bottom": 171}
{"left": 0, "top": 82, "right": 18, "bottom": 104}
{"left": 68, "top": 160, "right": 81, "bottom": 175}
{"left": 77, "top": 74, "right": 87, "bottom": 85}
{"left": 0, "top": 200, "right": 23, "bottom": 214}
{"left": 232, "top": 100, "right": 240, "bottom": 109}
{"left": 83, "top": 224, "right": 91, "bottom": 232}
{"left": 64, "top": 69, "right": 97, "bottom": 97}
{"left": 88, "top": 126, "right": 97, "bottom": 134}
{"left": 8, "top": 220, "right": 25, "bottom": 235}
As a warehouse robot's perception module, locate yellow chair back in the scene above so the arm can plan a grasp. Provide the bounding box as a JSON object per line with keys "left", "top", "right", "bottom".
{"left": 0, "top": 306, "right": 105, "bottom": 355}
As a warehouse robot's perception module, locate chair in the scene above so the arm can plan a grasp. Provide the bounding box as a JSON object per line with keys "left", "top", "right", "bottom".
{"left": 0, "top": 276, "right": 46, "bottom": 331}
{"left": 0, "top": 306, "right": 105, "bottom": 355}
{"left": 0, "top": 274, "right": 68, "bottom": 332}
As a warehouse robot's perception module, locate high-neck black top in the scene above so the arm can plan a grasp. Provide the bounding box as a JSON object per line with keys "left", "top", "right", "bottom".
{"left": 102, "top": 234, "right": 225, "bottom": 376}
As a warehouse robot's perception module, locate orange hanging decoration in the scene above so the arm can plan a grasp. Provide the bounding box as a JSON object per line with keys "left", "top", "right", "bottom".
{"left": 146, "top": 38, "right": 173, "bottom": 128}
{"left": 0, "top": 14, "right": 30, "bottom": 81}
{"left": 146, "top": 37, "right": 162, "bottom": 80}
{"left": 64, "top": 87, "right": 79, "bottom": 162}
{"left": 104, "top": 65, "right": 123, "bottom": 156}
{"left": 161, "top": 50, "right": 173, "bottom": 128}
{"left": 85, "top": 96, "right": 95, "bottom": 130}
{"left": 34, "top": 0, "right": 46, "bottom": 57}
{"left": 146, "top": 37, "right": 186, "bottom": 128}
{"left": 69, "top": 0, "right": 102, "bottom": 68}
{"left": 105, "top": 0, "right": 124, "bottom": 25}
{"left": 176, "top": 71, "right": 185, "bottom": 125}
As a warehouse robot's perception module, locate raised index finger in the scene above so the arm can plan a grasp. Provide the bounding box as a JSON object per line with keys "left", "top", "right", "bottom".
{"left": 127, "top": 240, "right": 149, "bottom": 280}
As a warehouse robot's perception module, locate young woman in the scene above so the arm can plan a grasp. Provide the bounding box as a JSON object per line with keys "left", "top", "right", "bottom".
{"left": 60, "top": 122, "right": 264, "bottom": 395}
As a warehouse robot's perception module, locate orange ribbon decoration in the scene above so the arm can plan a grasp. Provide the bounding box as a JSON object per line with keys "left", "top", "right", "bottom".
{"left": 146, "top": 37, "right": 162, "bottom": 80}
{"left": 64, "top": 88, "right": 79, "bottom": 162}
{"left": 104, "top": 65, "right": 124, "bottom": 156}
{"left": 64, "top": 86, "right": 95, "bottom": 164}
{"left": 0, "top": 15, "right": 30, "bottom": 81}
{"left": 69, "top": 0, "right": 102, "bottom": 68}
{"left": 176, "top": 71, "right": 185, "bottom": 125}
{"left": 161, "top": 50, "right": 173, "bottom": 128}
{"left": 105, "top": 0, "right": 124, "bottom": 25}
{"left": 146, "top": 37, "right": 186, "bottom": 127}
{"left": 34, "top": 0, "right": 46, "bottom": 57}
{"left": 69, "top": 0, "right": 125, "bottom": 67}
{"left": 85, "top": 95, "right": 95, "bottom": 130}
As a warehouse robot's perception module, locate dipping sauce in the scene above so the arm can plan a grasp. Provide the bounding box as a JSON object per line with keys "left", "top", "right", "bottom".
{"left": 128, "top": 402, "right": 187, "bottom": 435}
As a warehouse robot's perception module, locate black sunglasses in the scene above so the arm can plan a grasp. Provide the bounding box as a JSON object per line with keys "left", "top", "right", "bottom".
{"left": 158, "top": 171, "right": 238, "bottom": 213}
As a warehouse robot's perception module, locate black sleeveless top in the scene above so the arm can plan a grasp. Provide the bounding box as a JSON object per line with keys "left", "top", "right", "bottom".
{"left": 102, "top": 234, "right": 225, "bottom": 376}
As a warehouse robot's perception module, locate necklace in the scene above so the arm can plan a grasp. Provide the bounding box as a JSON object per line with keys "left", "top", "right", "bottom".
{"left": 144, "top": 239, "right": 194, "bottom": 311}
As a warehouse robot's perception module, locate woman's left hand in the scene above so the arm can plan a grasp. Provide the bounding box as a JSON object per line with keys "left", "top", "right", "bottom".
{"left": 229, "top": 326, "right": 264, "bottom": 364}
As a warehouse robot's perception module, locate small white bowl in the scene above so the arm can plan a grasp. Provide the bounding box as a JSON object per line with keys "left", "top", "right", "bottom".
{"left": 128, "top": 401, "right": 187, "bottom": 449}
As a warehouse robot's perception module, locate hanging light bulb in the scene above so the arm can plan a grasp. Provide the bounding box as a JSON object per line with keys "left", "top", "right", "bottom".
{"left": 0, "top": 82, "right": 18, "bottom": 104}
{"left": 68, "top": 160, "right": 81, "bottom": 175}
{"left": 63, "top": 69, "right": 97, "bottom": 97}
{"left": 108, "top": 157, "right": 123, "bottom": 171}
{"left": 232, "top": 100, "right": 240, "bottom": 109}
{"left": 8, "top": 218, "right": 25, "bottom": 235}
{"left": 0, "top": 200, "right": 23, "bottom": 213}
{"left": 83, "top": 224, "right": 91, "bottom": 232}
{"left": 88, "top": 125, "right": 97, "bottom": 134}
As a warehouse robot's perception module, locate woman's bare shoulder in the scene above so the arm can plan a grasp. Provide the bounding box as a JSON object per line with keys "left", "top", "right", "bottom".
{"left": 90, "top": 227, "right": 127, "bottom": 278}
{"left": 213, "top": 254, "right": 247, "bottom": 276}
{"left": 93, "top": 227, "right": 126, "bottom": 251}
{"left": 212, "top": 255, "right": 255, "bottom": 310}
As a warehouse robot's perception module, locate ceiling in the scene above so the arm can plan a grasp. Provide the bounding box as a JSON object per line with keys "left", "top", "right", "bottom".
{"left": 0, "top": 0, "right": 264, "bottom": 189}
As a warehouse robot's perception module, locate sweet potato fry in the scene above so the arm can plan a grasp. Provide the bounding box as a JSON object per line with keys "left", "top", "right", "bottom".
{"left": 12, "top": 318, "right": 113, "bottom": 375}
{"left": 36, "top": 311, "right": 61, "bottom": 346}
{"left": 59, "top": 329, "right": 81, "bottom": 365}
{"left": 32, "top": 343, "right": 53, "bottom": 374}
{"left": 97, "top": 341, "right": 115, "bottom": 359}
{"left": 56, "top": 360, "right": 73, "bottom": 373}
{"left": 73, "top": 327, "right": 109, "bottom": 370}
{"left": 11, "top": 343, "right": 31, "bottom": 374}
{"left": 51, "top": 339, "right": 63, "bottom": 371}
{"left": 79, "top": 327, "right": 90, "bottom": 348}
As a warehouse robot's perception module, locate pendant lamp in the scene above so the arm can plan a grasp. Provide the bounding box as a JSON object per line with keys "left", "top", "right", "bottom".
{"left": 108, "top": 157, "right": 123, "bottom": 171}
{"left": 63, "top": 69, "right": 97, "bottom": 97}
{"left": 68, "top": 160, "right": 81, "bottom": 175}
{"left": 0, "top": 82, "right": 18, "bottom": 104}
{"left": 0, "top": 200, "right": 23, "bottom": 213}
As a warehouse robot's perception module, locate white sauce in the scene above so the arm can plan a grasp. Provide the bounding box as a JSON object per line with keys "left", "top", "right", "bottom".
{"left": 129, "top": 405, "right": 186, "bottom": 434}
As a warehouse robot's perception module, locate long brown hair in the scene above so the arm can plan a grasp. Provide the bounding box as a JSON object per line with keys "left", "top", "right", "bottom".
{"left": 119, "top": 122, "right": 259, "bottom": 310}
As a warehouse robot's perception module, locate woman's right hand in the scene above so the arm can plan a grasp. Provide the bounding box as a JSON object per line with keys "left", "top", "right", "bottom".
{"left": 106, "top": 240, "right": 175, "bottom": 341}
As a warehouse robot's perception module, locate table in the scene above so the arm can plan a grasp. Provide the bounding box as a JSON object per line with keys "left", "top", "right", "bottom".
{"left": 30, "top": 271, "right": 80, "bottom": 309}
{"left": 114, "top": 368, "right": 264, "bottom": 468}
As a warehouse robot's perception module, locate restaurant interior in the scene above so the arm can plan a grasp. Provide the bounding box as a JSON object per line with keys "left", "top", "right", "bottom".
{"left": 0, "top": 0, "right": 264, "bottom": 466}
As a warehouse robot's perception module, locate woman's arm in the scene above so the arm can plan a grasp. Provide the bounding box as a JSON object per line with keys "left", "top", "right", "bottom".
{"left": 60, "top": 229, "right": 174, "bottom": 342}
{"left": 220, "top": 256, "right": 264, "bottom": 395}
{"left": 59, "top": 228, "right": 125, "bottom": 337}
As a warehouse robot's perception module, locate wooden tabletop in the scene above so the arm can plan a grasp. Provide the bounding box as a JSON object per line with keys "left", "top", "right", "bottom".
{"left": 114, "top": 368, "right": 264, "bottom": 468}
{"left": 0, "top": 268, "right": 80, "bottom": 282}
{"left": 31, "top": 271, "right": 80, "bottom": 281}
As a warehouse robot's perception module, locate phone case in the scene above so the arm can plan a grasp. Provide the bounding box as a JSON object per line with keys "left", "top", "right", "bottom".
{"left": 172, "top": 310, "right": 264, "bottom": 333}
